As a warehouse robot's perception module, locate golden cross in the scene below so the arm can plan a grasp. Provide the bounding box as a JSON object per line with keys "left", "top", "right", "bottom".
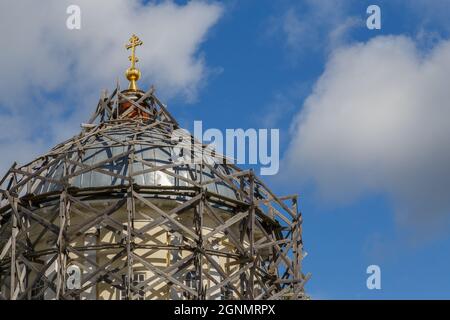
{"left": 125, "top": 34, "right": 143, "bottom": 69}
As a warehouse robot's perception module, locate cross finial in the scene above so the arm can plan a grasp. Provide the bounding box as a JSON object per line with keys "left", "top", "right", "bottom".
{"left": 125, "top": 34, "right": 143, "bottom": 91}
{"left": 126, "top": 34, "right": 143, "bottom": 69}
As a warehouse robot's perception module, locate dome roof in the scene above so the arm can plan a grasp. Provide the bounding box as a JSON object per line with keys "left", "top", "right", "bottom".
{"left": 33, "top": 120, "right": 239, "bottom": 201}
{"left": 3, "top": 88, "right": 245, "bottom": 206}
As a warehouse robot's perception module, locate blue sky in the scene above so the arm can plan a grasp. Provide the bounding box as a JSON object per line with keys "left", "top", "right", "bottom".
{"left": 2, "top": 0, "right": 450, "bottom": 299}
{"left": 174, "top": 0, "right": 450, "bottom": 299}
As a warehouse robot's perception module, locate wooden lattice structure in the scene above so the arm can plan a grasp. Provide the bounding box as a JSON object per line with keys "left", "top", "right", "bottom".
{"left": 0, "top": 36, "right": 309, "bottom": 299}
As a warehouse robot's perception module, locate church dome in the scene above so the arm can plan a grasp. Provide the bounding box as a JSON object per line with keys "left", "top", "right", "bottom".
{"left": 0, "top": 34, "right": 307, "bottom": 301}
{"left": 33, "top": 117, "right": 239, "bottom": 202}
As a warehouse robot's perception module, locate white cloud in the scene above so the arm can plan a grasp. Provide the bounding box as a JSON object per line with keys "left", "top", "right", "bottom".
{"left": 0, "top": 0, "right": 223, "bottom": 172}
{"left": 269, "top": 0, "right": 361, "bottom": 56}
{"left": 284, "top": 35, "right": 450, "bottom": 233}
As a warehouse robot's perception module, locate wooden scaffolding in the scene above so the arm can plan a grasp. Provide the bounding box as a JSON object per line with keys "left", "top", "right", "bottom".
{"left": 0, "top": 85, "right": 310, "bottom": 300}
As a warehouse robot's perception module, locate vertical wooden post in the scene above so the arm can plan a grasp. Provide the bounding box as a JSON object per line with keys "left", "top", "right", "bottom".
{"left": 292, "top": 196, "right": 299, "bottom": 296}
{"left": 248, "top": 170, "right": 255, "bottom": 299}
{"left": 8, "top": 173, "right": 19, "bottom": 301}
{"left": 10, "top": 207, "right": 17, "bottom": 300}
{"left": 56, "top": 190, "right": 67, "bottom": 299}
{"left": 126, "top": 148, "right": 136, "bottom": 300}
{"left": 194, "top": 188, "right": 204, "bottom": 299}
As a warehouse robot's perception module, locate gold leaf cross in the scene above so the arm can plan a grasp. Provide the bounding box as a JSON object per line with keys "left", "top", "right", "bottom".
{"left": 125, "top": 34, "right": 143, "bottom": 69}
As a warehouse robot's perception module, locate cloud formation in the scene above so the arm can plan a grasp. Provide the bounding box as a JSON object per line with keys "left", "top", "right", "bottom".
{"left": 284, "top": 36, "right": 450, "bottom": 233}
{"left": 268, "top": 0, "right": 361, "bottom": 56}
{"left": 0, "top": 0, "right": 223, "bottom": 172}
